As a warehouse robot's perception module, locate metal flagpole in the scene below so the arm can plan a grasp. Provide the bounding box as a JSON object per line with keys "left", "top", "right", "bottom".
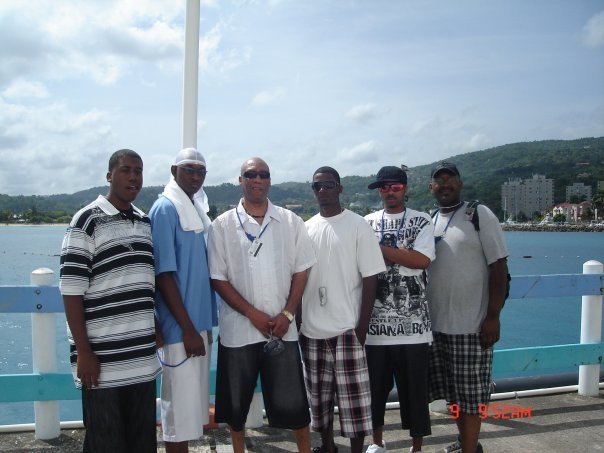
{"left": 182, "top": 0, "right": 200, "bottom": 149}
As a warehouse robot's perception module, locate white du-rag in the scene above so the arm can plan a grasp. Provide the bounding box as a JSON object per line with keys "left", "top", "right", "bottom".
{"left": 161, "top": 148, "right": 211, "bottom": 233}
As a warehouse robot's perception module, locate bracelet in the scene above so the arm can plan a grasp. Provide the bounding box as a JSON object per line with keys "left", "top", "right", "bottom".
{"left": 281, "top": 309, "right": 294, "bottom": 323}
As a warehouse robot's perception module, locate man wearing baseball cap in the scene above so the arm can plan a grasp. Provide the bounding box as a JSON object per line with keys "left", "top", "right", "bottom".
{"left": 364, "top": 166, "right": 436, "bottom": 453}
{"left": 427, "top": 161, "right": 508, "bottom": 453}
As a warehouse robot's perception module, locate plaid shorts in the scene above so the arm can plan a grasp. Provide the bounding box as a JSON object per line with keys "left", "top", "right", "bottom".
{"left": 429, "top": 332, "right": 493, "bottom": 415}
{"left": 299, "top": 330, "right": 372, "bottom": 438}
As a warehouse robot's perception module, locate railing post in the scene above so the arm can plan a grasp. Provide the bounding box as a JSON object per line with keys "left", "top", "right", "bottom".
{"left": 578, "top": 260, "right": 603, "bottom": 396}
{"left": 30, "top": 268, "right": 60, "bottom": 439}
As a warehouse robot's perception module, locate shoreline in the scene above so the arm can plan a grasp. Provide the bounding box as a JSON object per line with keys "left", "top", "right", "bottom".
{"left": 502, "top": 223, "right": 604, "bottom": 232}
{"left": 0, "top": 224, "right": 69, "bottom": 227}
{"left": 2, "top": 222, "right": 604, "bottom": 232}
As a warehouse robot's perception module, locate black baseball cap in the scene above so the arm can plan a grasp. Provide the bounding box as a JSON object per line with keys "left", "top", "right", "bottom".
{"left": 431, "top": 162, "right": 460, "bottom": 179}
{"left": 368, "top": 166, "right": 408, "bottom": 189}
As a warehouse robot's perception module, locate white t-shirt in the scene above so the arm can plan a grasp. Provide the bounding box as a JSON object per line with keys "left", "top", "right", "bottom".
{"left": 301, "top": 209, "right": 386, "bottom": 339}
{"left": 208, "top": 199, "right": 316, "bottom": 347}
{"left": 364, "top": 208, "right": 435, "bottom": 345}
{"left": 427, "top": 202, "right": 508, "bottom": 334}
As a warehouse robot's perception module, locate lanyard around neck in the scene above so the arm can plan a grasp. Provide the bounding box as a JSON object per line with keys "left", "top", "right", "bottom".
{"left": 236, "top": 207, "right": 269, "bottom": 242}
{"left": 435, "top": 203, "right": 464, "bottom": 236}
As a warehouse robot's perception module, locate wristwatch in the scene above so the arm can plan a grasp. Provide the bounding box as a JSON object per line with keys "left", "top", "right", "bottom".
{"left": 281, "top": 309, "right": 294, "bottom": 323}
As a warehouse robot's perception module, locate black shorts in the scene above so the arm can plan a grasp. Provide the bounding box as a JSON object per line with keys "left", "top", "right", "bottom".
{"left": 214, "top": 337, "right": 310, "bottom": 431}
{"left": 366, "top": 343, "right": 431, "bottom": 438}
{"left": 81, "top": 380, "right": 157, "bottom": 453}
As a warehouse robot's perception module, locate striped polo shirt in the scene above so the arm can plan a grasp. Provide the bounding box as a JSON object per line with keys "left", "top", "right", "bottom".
{"left": 59, "top": 195, "right": 160, "bottom": 389}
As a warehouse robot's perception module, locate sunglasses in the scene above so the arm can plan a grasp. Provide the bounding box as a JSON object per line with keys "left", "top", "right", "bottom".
{"left": 263, "top": 333, "right": 285, "bottom": 357}
{"left": 180, "top": 166, "right": 207, "bottom": 177}
{"left": 242, "top": 170, "right": 271, "bottom": 179}
{"left": 311, "top": 181, "right": 339, "bottom": 192}
{"left": 378, "top": 183, "right": 405, "bottom": 193}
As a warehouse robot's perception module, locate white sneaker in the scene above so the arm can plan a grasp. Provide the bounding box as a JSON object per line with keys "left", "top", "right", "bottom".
{"left": 409, "top": 447, "right": 423, "bottom": 453}
{"left": 365, "top": 442, "right": 387, "bottom": 453}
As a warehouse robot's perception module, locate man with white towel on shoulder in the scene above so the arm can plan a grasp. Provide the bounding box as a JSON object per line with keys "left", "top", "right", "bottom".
{"left": 149, "top": 147, "right": 218, "bottom": 453}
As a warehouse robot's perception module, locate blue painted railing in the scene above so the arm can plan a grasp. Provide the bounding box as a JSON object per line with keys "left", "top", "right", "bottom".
{"left": 0, "top": 271, "right": 602, "bottom": 404}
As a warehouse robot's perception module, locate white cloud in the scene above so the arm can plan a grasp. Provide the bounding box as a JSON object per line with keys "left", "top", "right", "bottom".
{"left": 336, "top": 140, "right": 380, "bottom": 164}
{"left": 2, "top": 80, "right": 49, "bottom": 100}
{"left": 252, "top": 87, "right": 286, "bottom": 106}
{"left": 0, "top": 1, "right": 602, "bottom": 195}
{"left": 582, "top": 10, "right": 604, "bottom": 48}
{"left": 346, "top": 103, "right": 379, "bottom": 123}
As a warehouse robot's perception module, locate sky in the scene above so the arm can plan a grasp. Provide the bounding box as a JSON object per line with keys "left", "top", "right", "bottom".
{"left": 1, "top": 0, "right": 603, "bottom": 196}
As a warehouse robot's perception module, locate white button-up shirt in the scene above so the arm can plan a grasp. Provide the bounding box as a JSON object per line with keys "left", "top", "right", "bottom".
{"left": 208, "top": 199, "right": 316, "bottom": 347}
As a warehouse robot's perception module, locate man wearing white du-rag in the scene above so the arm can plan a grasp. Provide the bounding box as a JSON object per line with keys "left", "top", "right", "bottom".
{"left": 149, "top": 148, "right": 218, "bottom": 453}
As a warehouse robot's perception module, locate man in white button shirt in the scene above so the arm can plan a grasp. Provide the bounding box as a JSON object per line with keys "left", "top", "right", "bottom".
{"left": 208, "top": 157, "right": 316, "bottom": 453}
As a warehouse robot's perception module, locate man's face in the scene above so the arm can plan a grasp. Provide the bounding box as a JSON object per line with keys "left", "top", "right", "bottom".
{"left": 378, "top": 182, "right": 407, "bottom": 211}
{"left": 106, "top": 155, "right": 143, "bottom": 210}
{"left": 312, "top": 172, "right": 342, "bottom": 208}
{"left": 239, "top": 159, "right": 271, "bottom": 203}
{"left": 173, "top": 164, "right": 206, "bottom": 198}
{"left": 429, "top": 170, "right": 463, "bottom": 207}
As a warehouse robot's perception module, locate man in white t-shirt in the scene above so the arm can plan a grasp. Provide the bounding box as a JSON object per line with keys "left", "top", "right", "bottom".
{"left": 301, "top": 166, "right": 386, "bottom": 453}
{"left": 364, "top": 166, "right": 435, "bottom": 453}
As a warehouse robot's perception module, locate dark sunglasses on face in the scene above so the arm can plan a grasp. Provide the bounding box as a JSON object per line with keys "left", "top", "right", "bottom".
{"left": 180, "top": 166, "right": 207, "bottom": 177}
{"left": 378, "top": 183, "right": 405, "bottom": 193}
{"left": 242, "top": 170, "right": 271, "bottom": 179}
{"left": 311, "top": 180, "right": 339, "bottom": 191}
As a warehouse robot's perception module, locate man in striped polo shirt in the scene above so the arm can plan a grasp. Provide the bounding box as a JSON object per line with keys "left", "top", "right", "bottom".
{"left": 60, "top": 149, "right": 161, "bottom": 453}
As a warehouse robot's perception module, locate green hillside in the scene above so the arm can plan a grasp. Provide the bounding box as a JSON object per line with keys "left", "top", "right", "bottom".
{"left": 1, "top": 137, "right": 603, "bottom": 223}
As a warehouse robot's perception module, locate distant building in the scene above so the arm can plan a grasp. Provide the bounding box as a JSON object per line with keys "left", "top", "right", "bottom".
{"left": 597, "top": 181, "right": 604, "bottom": 191}
{"left": 565, "top": 183, "right": 592, "bottom": 202}
{"left": 553, "top": 201, "right": 591, "bottom": 222}
{"left": 501, "top": 174, "right": 554, "bottom": 220}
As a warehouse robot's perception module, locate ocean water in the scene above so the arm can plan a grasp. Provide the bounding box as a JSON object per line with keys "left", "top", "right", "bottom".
{"left": 1, "top": 226, "right": 603, "bottom": 424}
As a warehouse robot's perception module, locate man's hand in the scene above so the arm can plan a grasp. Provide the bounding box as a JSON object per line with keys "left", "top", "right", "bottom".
{"left": 247, "top": 309, "right": 274, "bottom": 338}
{"left": 183, "top": 327, "right": 206, "bottom": 357}
{"left": 270, "top": 312, "right": 291, "bottom": 338}
{"left": 155, "top": 327, "right": 164, "bottom": 350}
{"left": 76, "top": 349, "right": 101, "bottom": 389}
{"left": 480, "top": 315, "right": 500, "bottom": 349}
{"left": 355, "top": 326, "right": 368, "bottom": 346}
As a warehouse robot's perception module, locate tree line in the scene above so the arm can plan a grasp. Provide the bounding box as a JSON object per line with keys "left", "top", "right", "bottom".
{"left": 1, "top": 137, "right": 603, "bottom": 224}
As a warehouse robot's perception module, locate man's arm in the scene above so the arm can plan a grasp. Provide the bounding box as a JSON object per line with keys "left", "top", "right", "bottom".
{"left": 211, "top": 279, "right": 273, "bottom": 338}
{"left": 63, "top": 295, "right": 100, "bottom": 389}
{"left": 480, "top": 257, "right": 508, "bottom": 348}
{"left": 355, "top": 274, "right": 378, "bottom": 345}
{"left": 156, "top": 272, "right": 205, "bottom": 357}
{"left": 380, "top": 246, "right": 431, "bottom": 269}
{"left": 271, "top": 269, "right": 309, "bottom": 338}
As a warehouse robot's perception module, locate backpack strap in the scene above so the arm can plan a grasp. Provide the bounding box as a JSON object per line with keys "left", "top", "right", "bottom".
{"left": 465, "top": 200, "right": 480, "bottom": 231}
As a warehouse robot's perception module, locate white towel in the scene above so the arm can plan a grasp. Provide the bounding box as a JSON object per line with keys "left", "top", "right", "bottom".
{"left": 162, "top": 179, "right": 211, "bottom": 233}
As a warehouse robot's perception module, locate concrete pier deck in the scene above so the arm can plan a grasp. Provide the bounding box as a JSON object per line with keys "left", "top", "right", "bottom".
{"left": 0, "top": 391, "right": 602, "bottom": 452}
